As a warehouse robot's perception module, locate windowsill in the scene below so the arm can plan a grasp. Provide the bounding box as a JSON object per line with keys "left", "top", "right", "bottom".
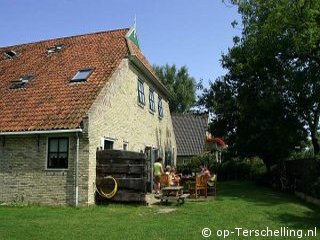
{"left": 137, "top": 102, "right": 145, "bottom": 109}
{"left": 45, "top": 168, "right": 69, "bottom": 176}
{"left": 149, "top": 109, "right": 155, "bottom": 115}
{"left": 45, "top": 168, "right": 69, "bottom": 171}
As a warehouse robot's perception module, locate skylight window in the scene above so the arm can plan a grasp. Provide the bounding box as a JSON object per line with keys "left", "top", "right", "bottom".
{"left": 47, "top": 44, "right": 65, "bottom": 54}
{"left": 4, "top": 50, "right": 18, "bottom": 59}
{"left": 20, "top": 75, "right": 33, "bottom": 83}
{"left": 70, "top": 69, "right": 93, "bottom": 82}
{"left": 10, "top": 75, "right": 34, "bottom": 89}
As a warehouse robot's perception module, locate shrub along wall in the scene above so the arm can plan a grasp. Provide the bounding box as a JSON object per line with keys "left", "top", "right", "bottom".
{"left": 176, "top": 153, "right": 266, "bottom": 182}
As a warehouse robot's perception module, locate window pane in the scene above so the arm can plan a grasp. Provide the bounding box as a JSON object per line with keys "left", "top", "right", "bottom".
{"left": 56, "top": 153, "right": 68, "bottom": 169}
{"left": 158, "top": 98, "right": 163, "bottom": 117}
{"left": 71, "top": 69, "right": 92, "bottom": 81}
{"left": 48, "top": 153, "right": 58, "bottom": 168}
{"left": 149, "top": 90, "right": 155, "bottom": 111}
{"left": 49, "top": 139, "right": 58, "bottom": 152}
{"left": 137, "top": 80, "right": 145, "bottom": 104}
{"left": 59, "top": 139, "right": 68, "bottom": 152}
{"left": 104, "top": 140, "right": 114, "bottom": 150}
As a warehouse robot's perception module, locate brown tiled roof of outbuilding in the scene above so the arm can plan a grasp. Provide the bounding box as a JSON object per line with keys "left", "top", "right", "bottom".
{"left": 0, "top": 28, "right": 151, "bottom": 132}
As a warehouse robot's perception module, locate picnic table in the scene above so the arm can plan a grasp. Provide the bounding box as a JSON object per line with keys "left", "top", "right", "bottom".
{"left": 159, "top": 186, "right": 190, "bottom": 205}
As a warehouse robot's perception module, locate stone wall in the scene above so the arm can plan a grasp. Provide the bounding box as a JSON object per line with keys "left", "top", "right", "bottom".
{"left": 86, "top": 59, "right": 177, "bottom": 204}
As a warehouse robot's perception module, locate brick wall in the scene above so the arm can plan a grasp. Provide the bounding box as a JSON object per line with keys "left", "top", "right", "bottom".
{"left": 0, "top": 134, "right": 89, "bottom": 205}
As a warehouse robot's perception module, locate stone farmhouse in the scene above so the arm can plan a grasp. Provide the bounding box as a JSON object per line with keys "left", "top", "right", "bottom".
{"left": 0, "top": 27, "right": 176, "bottom": 206}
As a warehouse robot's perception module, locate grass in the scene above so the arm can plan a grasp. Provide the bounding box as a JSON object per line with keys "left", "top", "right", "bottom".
{"left": 0, "top": 181, "right": 319, "bottom": 240}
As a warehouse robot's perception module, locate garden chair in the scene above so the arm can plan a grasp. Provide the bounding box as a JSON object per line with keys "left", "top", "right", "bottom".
{"left": 189, "top": 175, "right": 208, "bottom": 198}
{"left": 207, "top": 174, "right": 217, "bottom": 196}
{"left": 160, "top": 174, "right": 170, "bottom": 188}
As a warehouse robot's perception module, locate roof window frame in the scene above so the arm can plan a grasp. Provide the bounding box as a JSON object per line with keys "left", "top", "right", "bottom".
{"left": 4, "top": 50, "right": 18, "bottom": 59}
{"left": 10, "top": 75, "right": 34, "bottom": 89}
{"left": 70, "top": 68, "right": 93, "bottom": 83}
{"left": 47, "top": 44, "right": 65, "bottom": 54}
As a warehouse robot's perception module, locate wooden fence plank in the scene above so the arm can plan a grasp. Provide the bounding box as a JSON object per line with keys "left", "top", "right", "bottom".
{"left": 96, "top": 178, "right": 146, "bottom": 192}
{"left": 96, "top": 164, "right": 145, "bottom": 174}
{"left": 96, "top": 149, "right": 148, "bottom": 203}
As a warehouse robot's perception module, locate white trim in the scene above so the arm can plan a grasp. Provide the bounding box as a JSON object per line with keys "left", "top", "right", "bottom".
{"left": 0, "top": 129, "right": 82, "bottom": 136}
{"left": 75, "top": 132, "right": 80, "bottom": 207}
{"left": 125, "top": 26, "right": 136, "bottom": 38}
{"left": 101, "top": 136, "right": 116, "bottom": 150}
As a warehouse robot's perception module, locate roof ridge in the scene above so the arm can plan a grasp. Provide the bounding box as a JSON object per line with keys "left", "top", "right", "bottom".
{"left": 0, "top": 27, "right": 130, "bottom": 49}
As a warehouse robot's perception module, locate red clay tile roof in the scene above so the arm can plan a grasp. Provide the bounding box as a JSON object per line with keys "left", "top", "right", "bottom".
{"left": 127, "top": 40, "right": 159, "bottom": 80}
{"left": 0, "top": 28, "right": 132, "bottom": 132}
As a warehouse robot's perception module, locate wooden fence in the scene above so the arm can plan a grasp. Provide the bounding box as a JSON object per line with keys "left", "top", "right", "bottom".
{"left": 96, "top": 150, "right": 147, "bottom": 203}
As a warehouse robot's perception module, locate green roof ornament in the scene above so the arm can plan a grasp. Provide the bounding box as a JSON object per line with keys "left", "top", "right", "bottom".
{"left": 127, "top": 16, "right": 140, "bottom": 48}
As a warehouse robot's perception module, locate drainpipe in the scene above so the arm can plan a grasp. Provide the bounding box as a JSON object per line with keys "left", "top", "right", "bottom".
{"left": 75, "top": 132, "right": 80, "bottom": 207}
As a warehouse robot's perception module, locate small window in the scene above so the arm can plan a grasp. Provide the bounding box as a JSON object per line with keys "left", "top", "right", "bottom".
{"left": 47, "top": 138, "right": 69, "bottom": 169}
{"left": 71, "top": 69, "right": 93, "bottom": 82}
{"left": 137, "top": 79, "right": 145, "bottom": 105}
{"left": 47, "top": 44, "right": 65, "bottom": 54}
{"left": 4, "top": 50, "right": 18, "bottom": 59}
{"left": 158, "top": 97, "right": 164, "bottom": 118}
{"left": 104, "top": 140, "right": 114, "bottom": 150}
{"left": 20, "top": 75, "right": 33, "bottom": 83}
{"left": 149, "top": 89, "right": 155, "bottom": 112}
{"left": 10, "top": 75, "right": 34, "bottom": 89}
{"left": 123, "top": 142, "right": 128, "bottom": 151}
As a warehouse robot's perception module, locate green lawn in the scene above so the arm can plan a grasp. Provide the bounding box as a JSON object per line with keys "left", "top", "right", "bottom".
{"left": 0, "top": 182, "right": 319, "bottom": 240}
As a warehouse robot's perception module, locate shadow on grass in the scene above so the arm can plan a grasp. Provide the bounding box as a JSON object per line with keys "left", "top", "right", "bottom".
{"left": 268, "top": 211, "right": 320, "bottom": 230}
{"left": 217, "top": 181, "right": 304, "bottom": 206}
{"left": 217, "top": 181, "right": 320, "bottom": 230}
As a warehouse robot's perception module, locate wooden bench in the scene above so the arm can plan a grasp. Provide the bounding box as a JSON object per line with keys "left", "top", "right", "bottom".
{"left": 159, "top": 193, "right": 190, "bottom": 205}
{"left": 178, "top": 193, "right": 190, "bottom": 204}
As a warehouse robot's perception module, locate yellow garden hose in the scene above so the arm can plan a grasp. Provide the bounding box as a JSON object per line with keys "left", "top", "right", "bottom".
{"left": 97, "top": 176, "right": 118, "bottom": 199}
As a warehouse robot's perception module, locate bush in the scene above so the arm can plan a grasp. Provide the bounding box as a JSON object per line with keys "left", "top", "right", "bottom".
{"left": 310, "top": 177, "right": 320, "bottom": 198}
{"left": 177, "top": 153, "right": 216, "bottom": 175}
{"left": 177, "top": 154, "right": 267, "bottom": 182}
{"left": 294, "top": 160, "right": 320, "bottom": 198}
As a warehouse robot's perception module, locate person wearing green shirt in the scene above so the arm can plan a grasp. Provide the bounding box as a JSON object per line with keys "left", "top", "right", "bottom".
{"left": 153, "top": 157, "right": 163, "bottom": 194}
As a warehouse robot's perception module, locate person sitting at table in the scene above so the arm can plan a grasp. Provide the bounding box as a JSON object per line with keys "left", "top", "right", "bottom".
{"left": 200, "top": 165, "right": 211, "bottom": 178}
{"left": 165, "top": 165, "right": 171, "bottom": 175}
{"left": 201, "top": 166, "right": 217, "bottom": 187}
{"left": 169, "top": 167, "right": 181, "bottom": 186}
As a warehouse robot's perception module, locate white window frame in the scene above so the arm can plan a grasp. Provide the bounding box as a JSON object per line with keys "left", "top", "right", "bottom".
{"left": 100, "top": 137, "right": 115, "bottom": 150}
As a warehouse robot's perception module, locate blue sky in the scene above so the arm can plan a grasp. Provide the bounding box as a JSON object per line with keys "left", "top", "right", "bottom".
{"left": 0, "top": 0, "right": 241, "bottom": 87}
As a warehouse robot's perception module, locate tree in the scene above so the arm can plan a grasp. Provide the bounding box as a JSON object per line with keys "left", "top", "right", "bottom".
{"left": 225, "top": 0, "right": 320, "bottom": 155}
{"left": 153, "top": 64, "right": 197, "bottom": 113}
{"left": 199, "top": 0, "right": 320, "bottom": 167}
